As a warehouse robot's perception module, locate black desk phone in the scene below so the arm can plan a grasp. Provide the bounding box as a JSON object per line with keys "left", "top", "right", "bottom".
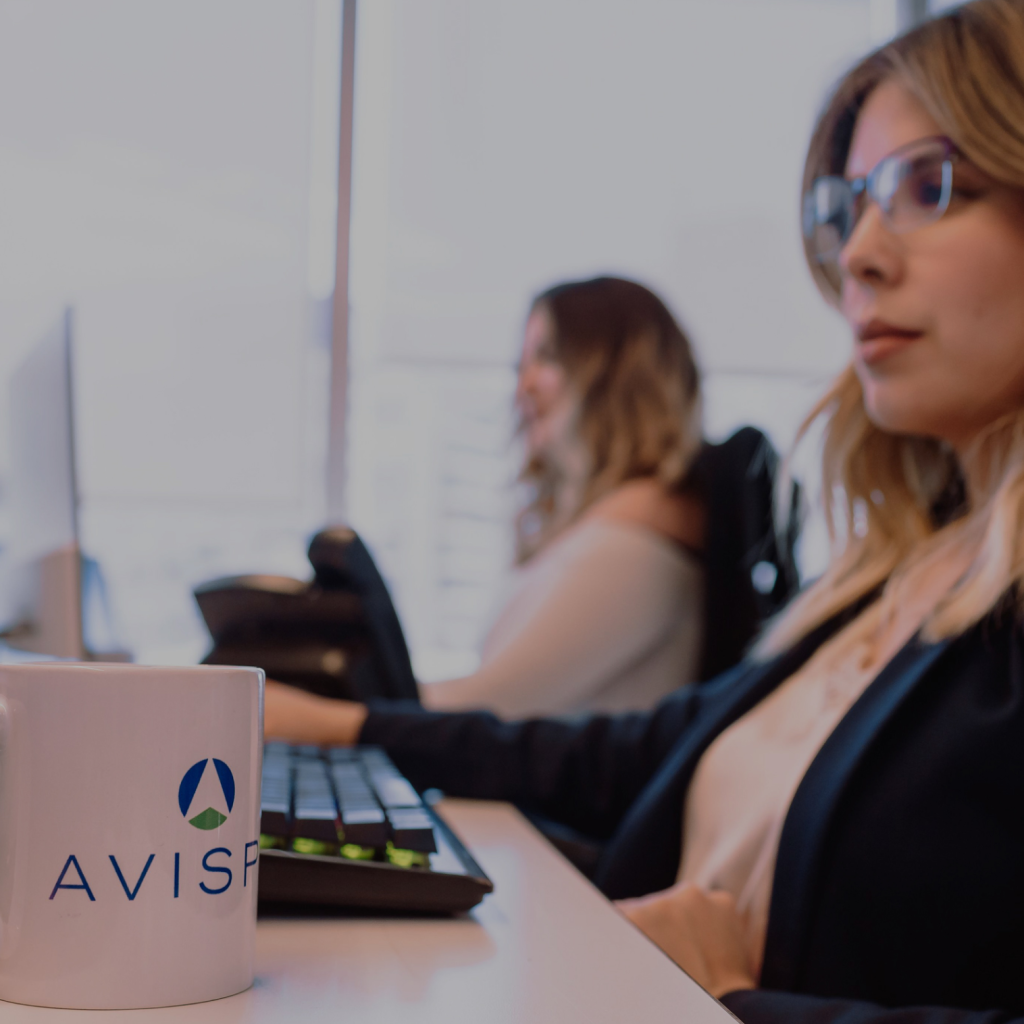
{"left": 194, "top": 527, "right": 419, "bottom": 702}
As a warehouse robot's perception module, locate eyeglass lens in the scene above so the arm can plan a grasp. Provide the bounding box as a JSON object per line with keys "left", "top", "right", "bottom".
{"left": 803, "top": 140, "right": 953, "bottom": 265}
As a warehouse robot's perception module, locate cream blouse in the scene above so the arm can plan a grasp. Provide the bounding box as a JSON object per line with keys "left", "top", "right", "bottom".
{"left": 421, "top": 519, "right": 703, "bottom": 719}
{"left": 677, "top": 550, "right": 972, "bottom": 978}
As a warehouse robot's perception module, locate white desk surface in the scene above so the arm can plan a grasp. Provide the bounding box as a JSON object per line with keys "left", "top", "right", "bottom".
{"left": 5, "top": 799, "right": 734, "bottom": 1024}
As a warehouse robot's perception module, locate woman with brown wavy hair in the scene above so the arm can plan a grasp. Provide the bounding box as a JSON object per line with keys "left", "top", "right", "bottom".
{"left": 266, "top": 3, "right": 1024, "bottom": 1018}
{"left": 417, "top": 276, "right": 711, "bottom": 717}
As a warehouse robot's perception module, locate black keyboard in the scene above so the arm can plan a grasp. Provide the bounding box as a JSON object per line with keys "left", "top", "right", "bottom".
{"left": 257, "top": 743, "right": 493, "bottom": 914}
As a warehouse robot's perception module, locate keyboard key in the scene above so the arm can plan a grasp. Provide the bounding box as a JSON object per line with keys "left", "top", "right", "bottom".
{"left": 326, "top": 747, "right": 360, "bottom": 764}
{"left": 260, "top": 806, "right": 290, "bottom": 836}
{"left": 340, "top": 806, "right": 388, "bottom": 847}
{"left": 372, "top": 775, "right": 422, "bottom": 808}
{"left": 260, "top": 752, "right": 293, "bottom": 836}
{"left": 292, "top": 760, "right": 340, "bottom": 842}
{"left": 386, "top": 807, "right": 437, "bottom": 853}
{"left": 363, "top": 756, "right": 423, "bottom": 808}
{"left": 329, "top": 763, "right": 388, "bottom": 846}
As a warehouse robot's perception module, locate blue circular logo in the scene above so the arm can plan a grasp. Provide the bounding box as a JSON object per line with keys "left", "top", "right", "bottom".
{"left": 178, "top": 758, "right": 235, "bottom": 830}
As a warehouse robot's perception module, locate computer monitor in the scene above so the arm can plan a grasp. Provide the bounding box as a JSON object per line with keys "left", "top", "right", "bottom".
{"left": 0, "top": 311, "right": 85, "bottom": 658}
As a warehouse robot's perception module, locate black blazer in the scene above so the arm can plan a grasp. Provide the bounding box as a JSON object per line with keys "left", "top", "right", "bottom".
{"left": 362, "top": 605, "right": 1024, "bottom": 1024}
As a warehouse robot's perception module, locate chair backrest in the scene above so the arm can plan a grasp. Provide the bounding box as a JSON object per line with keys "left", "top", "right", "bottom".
{"left": 688, "top": 426, "right": 800, "bottom": 681}
{"left": 306, "top": 527, "right": 419, "bottom": 701}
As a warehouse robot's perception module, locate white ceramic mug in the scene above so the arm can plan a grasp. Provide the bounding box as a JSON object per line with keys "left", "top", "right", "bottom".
{"left": 0, "top": 662, "right": 264, "bottom": 1009}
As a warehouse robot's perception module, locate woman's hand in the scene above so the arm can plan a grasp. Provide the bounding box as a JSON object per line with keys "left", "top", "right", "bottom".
{"left": 615, "top": 882, "right": 756, "bottom": 999}
{"left": 263, "top": 679, "right": 368, "bottom": 746}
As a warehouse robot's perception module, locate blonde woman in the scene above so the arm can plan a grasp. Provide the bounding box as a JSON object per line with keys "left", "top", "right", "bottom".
{"left": 266, "top": 3, "right": 1024, "bottom": 1018}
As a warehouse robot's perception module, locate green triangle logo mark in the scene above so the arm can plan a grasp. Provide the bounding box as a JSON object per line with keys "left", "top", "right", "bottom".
{"left": 189, "top": 807, "right": 228, "bottom": 830}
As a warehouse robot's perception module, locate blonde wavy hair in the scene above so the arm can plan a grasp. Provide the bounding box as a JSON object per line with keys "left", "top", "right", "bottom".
{"left": 516, "top": 277, "right": 702, "bottom": 563}
{"left": 760, "top": 0, "right": 1024, "bottom": 658}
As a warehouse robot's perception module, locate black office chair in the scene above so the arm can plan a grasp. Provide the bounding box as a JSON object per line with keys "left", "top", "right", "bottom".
{"left": 690, "top": 425, "right": 801, "bottom": 681}
{"left": 195, "top": 527, "right": 419, "bottom": 703}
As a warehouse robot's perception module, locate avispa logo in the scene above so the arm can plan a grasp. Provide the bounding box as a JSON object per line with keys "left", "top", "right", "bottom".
{"left": 47, "top": 757, "right": 258, "bottom": 904}
{"left": 179, "top": 758, "right": 235, "bottom": 829}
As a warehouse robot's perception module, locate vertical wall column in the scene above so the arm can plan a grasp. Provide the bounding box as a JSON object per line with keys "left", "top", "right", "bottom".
{"left": 327, "top": 0, "right": 358, "bottom": 523}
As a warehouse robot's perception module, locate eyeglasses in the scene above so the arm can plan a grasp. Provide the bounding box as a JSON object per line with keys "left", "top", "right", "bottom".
{"left": 803, "top": 135, "right": 958, "bottom": 267}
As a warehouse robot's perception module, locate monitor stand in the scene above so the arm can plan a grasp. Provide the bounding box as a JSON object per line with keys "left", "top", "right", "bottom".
{"left": 3, "top": 544, "right": 83, "bottom": 658}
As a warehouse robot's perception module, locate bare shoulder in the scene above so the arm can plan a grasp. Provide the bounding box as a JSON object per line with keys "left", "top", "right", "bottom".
{"left": 585, "top": 478, "right": 706, "bottom": 553}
